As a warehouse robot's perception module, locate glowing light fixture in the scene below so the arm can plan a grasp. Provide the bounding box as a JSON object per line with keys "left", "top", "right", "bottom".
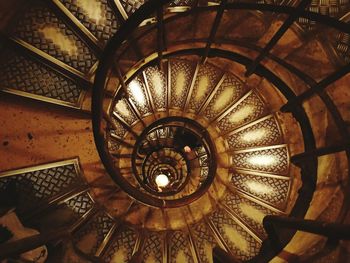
{"left": 155, "top": 173, "right": 170, "bottom": 188}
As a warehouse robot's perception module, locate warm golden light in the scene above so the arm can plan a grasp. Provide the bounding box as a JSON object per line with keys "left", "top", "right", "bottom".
{"left": 129, "top": 80, "right": 146, "bottom": 105}
{"left": 155, "top": 174, "right": 170, "bottom": 188}
{"left": 241, "top": 129, "right": 266, "bottom": 143}
{"left": 246, "top": 181, "right": 273, "bottom": 195}
{"left": 248, "top": 155, "right": 276, "bottom": 166}
{"left": 228, "top": 105, "right": 254, "bottom": 124}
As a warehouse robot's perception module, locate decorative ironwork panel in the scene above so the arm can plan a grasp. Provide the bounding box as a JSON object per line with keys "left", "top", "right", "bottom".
{"left": 203, "top": 73, "right": 245, "bottom": 120}
{"left": 225, "top": 115, "right": 282, "bottom": 150}
{"left": 110, "top": 118, "right": 127, "bottom": 138}
{"left": 119, "top": 0, "right": 146, "bottom": 15}
{"left": 169, "top": 0, "right": 193, "bottom": 6}
{"left": 209, "top": 208, "right": 261, "bottom": 260}
{"left": 191, "top": 221, "right": 217, "bottom": 263}
{"left": 334, "top": 32, "right": 350, "bottom": 63}
{"left": 73, "top": 211, "right": 114, "bottom": 255}
{"left": 107, "top": 134, "right": 121, "bottom": 152}
{"left": 157, "top": 127, "right": 168, "bottom": 139}
{"left": 127, "top": 76, "right": 152, "bottom": 116}
{"left": 0, "top": 160, "right": 83, "bottom": 214}
{"left": 216, "top": 91, "right": 267, "bottom": 134}
{"left": 142, "top": 232, "right": 163, "bottom": 263}
{"left": 230, "top": 172, "right": 290, "bottom": 209}
{"left": 188, "top": 63, "right": 222, "bottom": 112}
{"left": 113, "top": 98, "right": 138, "bottom": 125}
{"left": 144, "top": 66, "right": 167, "bottom": 111}
{"left": 102, "top": 227, "right": 137, "bottom": 262}
{"left": 199, "top": 154, "right": 209, "bottom": 167}
{"left": 169, "top": 231, "right": 194, "bottom": 263}
{"left": 170, "top": 59, "right": 196, "bottom": 109}
{"left": 64, "top": 191, "right": 94, "bottom": 217}
{"left": 222, "top": 193, "right": 279, "bottom": 238}
{"left": 230, "top": 145, "right": 289, "bottom": 175}
{"left": 11, "top": 2, "right": 97, "bottom": 73}
{"left": 0, "top": 50, "right": 83, "bottom": 107}
{"left": 60, "top": 0, "right": 120, "bottom": 44}
{"left": 297, "top": 0, "right": 350, "bottom": 31}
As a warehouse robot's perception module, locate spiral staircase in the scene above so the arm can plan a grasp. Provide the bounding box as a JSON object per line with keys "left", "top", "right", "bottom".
{"left": 0, "top": 0, "right": 350, "bottom": 262}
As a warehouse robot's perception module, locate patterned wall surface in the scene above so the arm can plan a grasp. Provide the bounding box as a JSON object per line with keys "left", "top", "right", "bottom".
{"left": 188, "top": 63, "right": 223, "bottom": 112}
{"left": 230, "top": 145, "right": 289, "bottom": 175}
{"left": 144, "top": 66, "right": 167, "bottom": 111}
{"left": 60, "top": 0, "right": 120, "bottom": 45}
{"left": 102, "top": 227, "right": 138, "bottom": 262}
{"left": 169, "top": 231, "right": 194, "bottom": 263}
{"left": 170, "top": 59, "right": 196, "bottom": 109}
{"left": 225, "top": 115, "right": 282, "bottom": 150}
{"left": 191, "top": 221, "right": 217, "bottom": 263}
{"left": 216, "top": 91, "right": 267, "bottom": 134}
{"left": 203, "top": 73, "right": 245, "bottom": 121}
{"left": 73, "top": 211, "right": 114, "bottom": 255}
{"left": 222, "top": 192, "right": 279, "bottom": 238}
{"left": 142, "top": 232, "right": 164, "bottom": 263}
{"left": 230, "top": 172, "right": 290, "bottom": 209}
{"left": 0, "top": 49, "right": 83, "bottom": 107}
{"left": 0, "top": 160, "right": 84, "bottom": 214}
{"left": 10, "top": 2, "right": 96, "bottom": 74}
{"left": 209, "top": 208, "right": 261, "bottom": 260}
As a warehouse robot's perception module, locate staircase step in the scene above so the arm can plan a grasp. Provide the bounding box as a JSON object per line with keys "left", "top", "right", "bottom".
{"left": 9, "top": 1, "right": 97, "bottom": 75}
{"left": 0, "top": 47, "right": 86, "bottom": 109}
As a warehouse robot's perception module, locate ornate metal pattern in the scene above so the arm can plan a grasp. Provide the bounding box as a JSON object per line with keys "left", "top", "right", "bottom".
{"left": 107, "top": 134, "right": 121, "bottom": 152}
{"left": 230, "top": 172, "right": 290, "bottom": 209}
{"left": 113, "top": 98, "right": 138, "bottom": 125}
{"left": 334, "top": 32, "right": 350, "bottom": 63}
{"left": 144, "top": 66, "right": 167, "bottom": 111}
{"left": 142, "top": 232, "right": 163, "bottom": 263}
{"left": 60, "top": 0, "right": 120, "bottom": 44}
{"left": 0, "top": 161, "right": 83, "bottom": 214}
{"left": 191, "top": 221, "right": 217, "bottom": 263}
{"left": 230, "top": 145, "right": 289, "bottom": 175}
{"left": 11, "top": 3, "right": 96, "bottom": 73}
{"left": 127, "top": 76, "right": 152, "bottom": 116}
{"left": 110, "top": 119, "right": 128, "bottom": 138}
{"left": 73, "top": 211, "right": 114, "bottom": 255}
{"left": 169, "top": 0, "right": 193, "bottom": 6}
{"left": 102, "top": 227, "right": 137, "bottom": 262}
{"left": 225, "top": 115, "right": 282, "bottom": 150}
{"left": 169, "top": 231, "right": 194, "bottom": 263}
{"left": 119, "top": 0, "right": 146, "bottom": 15}
{"left": 209, "top": 208, "right": 261, "bottom": 260}
{"left": 222, "top": 193, "right": 279, "bottom": 238}
{"left": 0, "top": 50, "right": 83, "bottom": 107}
{"left": 188, "top": 63, "right": 222, "bottom": 112}
{"left": 297, "top": 0, "right": 350, "bottom": 31}
{"left": 170, "top": 59, "right": 196, "bottom": 109}
{"left": 203, "top": 73, "right": 245, "bottom": 121}
{"left": 64, "top": 192, "right": 94, "bottom": 217}
{"left": 216, "top": 91, "right": 267, "bottom": 134}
